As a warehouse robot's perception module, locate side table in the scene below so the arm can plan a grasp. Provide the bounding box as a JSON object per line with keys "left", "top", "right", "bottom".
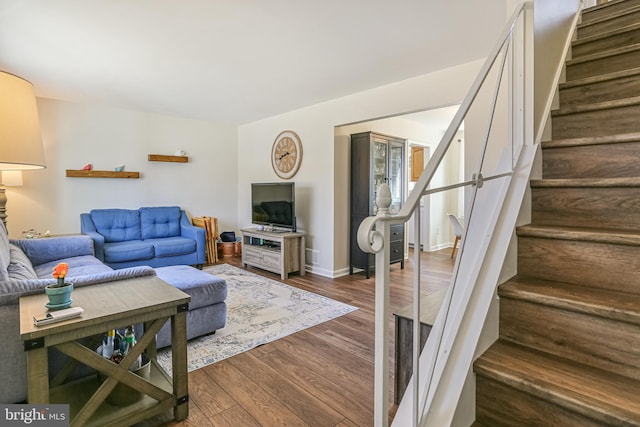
{"left": 20, "top": 276, "right": 190, "bottom": 427}
{"left": 393, "top": 287, "right": 447, "bottom": 404}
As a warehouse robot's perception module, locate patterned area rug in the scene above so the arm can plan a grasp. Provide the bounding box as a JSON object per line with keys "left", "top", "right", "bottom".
{"left": 157, "top": 263, "right": 357, "bottom": 375}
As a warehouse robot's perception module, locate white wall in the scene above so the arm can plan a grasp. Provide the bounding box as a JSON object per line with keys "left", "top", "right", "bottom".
{"left": 6, "top": 98, "right": 238, "bottom": 238}
{"left": 238, "top": 60, "right": 485, "bottom": 277}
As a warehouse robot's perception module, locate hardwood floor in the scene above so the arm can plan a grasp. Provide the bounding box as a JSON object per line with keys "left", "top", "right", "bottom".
{"left": 145, "top": 248, "right": 454, "bottom": 427}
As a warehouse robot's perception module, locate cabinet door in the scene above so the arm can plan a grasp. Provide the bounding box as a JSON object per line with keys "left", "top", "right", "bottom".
{"left": 388, "top": 141, "right": 405, "bottom": 214}
{"left": 371, "top": 138, "right": 388, "bottom": 214}
{"left": 411, "top": 146, "right": 425, "bottom": 182}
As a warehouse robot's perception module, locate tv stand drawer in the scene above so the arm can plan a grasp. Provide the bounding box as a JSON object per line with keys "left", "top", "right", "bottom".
{"left": 244, "top": 246, "right": 265, "bottom": 264}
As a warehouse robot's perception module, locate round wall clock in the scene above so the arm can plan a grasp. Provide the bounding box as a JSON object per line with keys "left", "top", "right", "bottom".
{"left": 271, "top": 130, "right": 303, "bottom": 179}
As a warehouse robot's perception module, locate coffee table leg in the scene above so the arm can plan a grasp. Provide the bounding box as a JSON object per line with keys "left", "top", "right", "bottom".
{"left": 26, "top": 347, "right": 49, "bottom": 403}
{"left": 171, "top": 310, "right": 189, "bottom": 420}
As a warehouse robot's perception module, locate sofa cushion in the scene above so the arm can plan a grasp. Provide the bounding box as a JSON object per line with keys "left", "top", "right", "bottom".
{"left": 140, "top": 206, "right": 181, "bottom": 240}
{"left": 146, "top": 237, "right": 196, "bottom": 258}
{"left": 155, "top": 265, "right": 227, "bottom": 310}
{"left": 103, "top": 241, "right": 154, "bottom": 264}
{"left": 34, "top": 255, "right": 113, "bottom": 279}
{"left": 0, "top": 222, "right": 10, "bottom": 280}
{"left": 7, "top": 244, "right": 38, "bottom": 280}
{"left": 90, "top": 209, "right": 141, "bottom": 243}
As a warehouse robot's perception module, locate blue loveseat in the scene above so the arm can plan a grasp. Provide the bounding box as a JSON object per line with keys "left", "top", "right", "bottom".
{"left": 80, "top": 206, "right": 206, "bottom": 269}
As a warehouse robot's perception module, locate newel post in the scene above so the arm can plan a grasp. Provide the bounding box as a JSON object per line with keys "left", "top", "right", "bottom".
{"left": 374, "top": 183, "right": 391, "bottom": 427}
{"left": 355, "top": 183, "right": 393, "bottom": 426}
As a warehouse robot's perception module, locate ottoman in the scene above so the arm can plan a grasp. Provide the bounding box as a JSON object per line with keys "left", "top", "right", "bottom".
{"left": 154, "top": 265, "right": 227, "bottom": 348}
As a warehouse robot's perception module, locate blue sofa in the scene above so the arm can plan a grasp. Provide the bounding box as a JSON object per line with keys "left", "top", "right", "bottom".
{"left": 80, "top": 206, "right": 206, "bottom": 269}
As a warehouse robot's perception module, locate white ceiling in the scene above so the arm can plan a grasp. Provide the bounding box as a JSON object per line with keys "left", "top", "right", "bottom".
{"left": 0, "top": 1, "right": 505, "bottom": 125}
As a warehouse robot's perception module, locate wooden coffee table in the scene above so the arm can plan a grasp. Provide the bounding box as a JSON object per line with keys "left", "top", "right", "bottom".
{"left": 20, "top": 275, "right": 191, "bottom": 427}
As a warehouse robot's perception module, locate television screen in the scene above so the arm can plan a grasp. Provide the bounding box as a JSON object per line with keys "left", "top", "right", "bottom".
{"left": 251, "top": 182, "right": 296, "bottom": 231}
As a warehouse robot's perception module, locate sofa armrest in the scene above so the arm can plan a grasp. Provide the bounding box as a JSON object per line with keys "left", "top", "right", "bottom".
{"left": 70, "top": 266, "right": 156, "bottom": 289}
{"left": 0, "top": 266, "right": 157, "bottom": 307}
{"left": 0, "top": 278, "right": 54, "bottom": 306}
{"left": 10, "top": 236, "right": 95, "bottom": 268}
{"left": 80, "top": 213, "right": 105, "bottom": 261}
{"left": 179, "top": 212, "right": 206, "bottom": 264}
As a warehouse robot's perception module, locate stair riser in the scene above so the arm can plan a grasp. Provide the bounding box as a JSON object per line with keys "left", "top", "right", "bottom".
{"left": 543, "top": 142, "right": 640, "bottom": 178}
{"left": 518, "top": 236, "right": 640, "bottom": 292}
{"left": 573, "top": 27, "right": 640, "bottom": 58}
{"left": 567, "top": 49, "right": 640, "bottom": 81}
{"left": 560, "top": 74, "right": 640, "bottom": 107}
{"left": 551, "top": 104, "right": 640, "bottom": 139}
{"left": 531, "top": 186, "right": 640, "bottom": 229}
{"left": 500, "top": 298, "right": 640, "bottom": 381}
{"left": 581, "top": 0, "right": 640, "bottom": 24}
{"left": 475, "top": 376, "right": 605, "bottom": 427}
{"left": 578, "top": 8, "right": 640, "bottom": 38}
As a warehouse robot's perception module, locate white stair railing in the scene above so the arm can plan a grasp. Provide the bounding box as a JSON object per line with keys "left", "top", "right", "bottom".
{"left": 357, "top": 3, "right": 535, "bottom": 426}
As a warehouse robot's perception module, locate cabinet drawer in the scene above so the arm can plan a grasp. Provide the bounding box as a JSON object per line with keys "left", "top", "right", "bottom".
{"left": 262, "top": 251, "right": 281, "bottom": 268}
{"left": 390, "top": 224, "right": 404, "bottom": 242}
{"left": 390, "top": 240, "right": 404, "bottom": 263}
{"left": 244, "top": 246, "right": 263, "bottom": 263}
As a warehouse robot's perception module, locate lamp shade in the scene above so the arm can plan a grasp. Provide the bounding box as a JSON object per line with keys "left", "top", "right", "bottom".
{"left": 0, "top": 71, "right": 46, "bottom": 170}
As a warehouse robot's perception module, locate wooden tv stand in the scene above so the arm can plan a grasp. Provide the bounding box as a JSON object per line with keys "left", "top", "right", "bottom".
{"left": 241, "top": 228, "right": 306, "bottom": 280}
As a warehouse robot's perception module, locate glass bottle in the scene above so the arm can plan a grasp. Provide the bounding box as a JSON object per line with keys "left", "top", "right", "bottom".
{"left": 102, "top": 329, "right": 115, "bottom": 359}
{"left": 123, "top": 325, "right": 142, "bottom": 370}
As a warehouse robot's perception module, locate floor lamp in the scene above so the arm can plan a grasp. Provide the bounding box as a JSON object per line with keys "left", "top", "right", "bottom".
{"left": 0, "top": 70, "right": 46, "bottom": 230}
{"left": 0, "top": 171, "right": 23, "bottom": 228}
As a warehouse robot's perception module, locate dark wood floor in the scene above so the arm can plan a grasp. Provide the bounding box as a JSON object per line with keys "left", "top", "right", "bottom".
{"left": 146, "top": 248, "right": 454, "bottom": 427}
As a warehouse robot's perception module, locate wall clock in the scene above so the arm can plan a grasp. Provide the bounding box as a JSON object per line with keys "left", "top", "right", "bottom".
{"left": 271, "top": 130, "right": 303, "bottom": 179}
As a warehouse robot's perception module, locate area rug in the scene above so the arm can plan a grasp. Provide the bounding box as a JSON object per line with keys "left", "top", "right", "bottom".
{"left": 157, "top": 263, "right": 357, "bottom": 375}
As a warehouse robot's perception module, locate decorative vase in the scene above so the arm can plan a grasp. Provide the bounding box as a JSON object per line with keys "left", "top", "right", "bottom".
{"left": 44, "top": 282, "right": 73, "bottom": 310}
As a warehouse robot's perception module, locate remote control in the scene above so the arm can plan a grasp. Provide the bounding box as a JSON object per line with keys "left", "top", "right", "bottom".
{"left": 33, "top": 307, "right": 84, "bottom": 326}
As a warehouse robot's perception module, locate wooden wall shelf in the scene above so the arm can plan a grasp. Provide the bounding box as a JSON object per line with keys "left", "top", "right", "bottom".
{"left": 66, "top": 170, "right": 140, "bottom": 179}
{"left": 148, "top": 154, "right": 189, "bottom": 163}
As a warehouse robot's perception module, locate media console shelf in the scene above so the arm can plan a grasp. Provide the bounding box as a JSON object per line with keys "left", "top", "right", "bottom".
{"left": 241, "top": 228, "right": 305, "bottom": 280}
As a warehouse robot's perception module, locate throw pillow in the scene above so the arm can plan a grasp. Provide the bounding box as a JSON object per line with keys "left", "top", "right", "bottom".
{"left": 7, "top": 244, "right": 38, "bottom": 280}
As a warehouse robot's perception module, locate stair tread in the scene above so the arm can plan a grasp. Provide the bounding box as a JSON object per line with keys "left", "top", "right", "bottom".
{"left": 559, "top": 66, "right": 640, "bottom": 90}
{"left": 566, "top": 41, "right": 640, "bottom": 66}
{"left": 500, "top": 276, "right": 640, "bottom": 325}
{"left": 516, "top": 224, "right": 640, "bottom": 246}
{"left": 542, "top": 132, "right": 640, "bottom": 149}
{"left": 551, "top": 94, "right": 640, "bottom": 117}
{"left": 583, "top": 0, "right": 636, "bottom": 15}
{"left": 475, "top": 341, "right": 640, "bottom": 424}
{"left": 578, "top": 3, "right": 640, "bottom": 28}
{"left": 573, "top": 21, "right": 640, "bottom": 48}
{"left": 530, "top": 177, "right": 640, "bottom": 187}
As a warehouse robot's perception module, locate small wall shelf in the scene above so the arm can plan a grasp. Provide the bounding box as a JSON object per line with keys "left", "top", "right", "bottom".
{"left": 148, "top": 154, "right": 189, "bottom": 163}
{"left": 66, "top": 170, "right": 140, "bottom": 179}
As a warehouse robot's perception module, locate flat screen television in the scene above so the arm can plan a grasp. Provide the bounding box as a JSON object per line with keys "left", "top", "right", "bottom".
{"left": 251, "top": 182, "right": 296, "bottom": 231}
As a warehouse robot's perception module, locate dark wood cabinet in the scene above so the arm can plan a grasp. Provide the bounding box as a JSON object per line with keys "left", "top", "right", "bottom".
{"left": 350, "top": 131, "right": 406, "bottom": 278}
